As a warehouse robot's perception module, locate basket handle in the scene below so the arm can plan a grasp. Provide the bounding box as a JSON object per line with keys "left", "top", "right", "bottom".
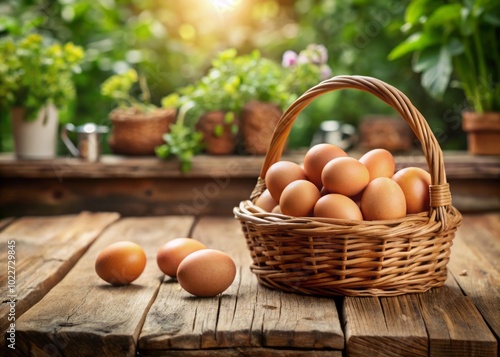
{"left": 259, "top": 75, "right": 452, "bottom": 224}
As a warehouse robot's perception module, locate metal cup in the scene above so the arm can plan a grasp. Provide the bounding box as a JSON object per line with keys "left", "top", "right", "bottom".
{"left": 61, "top": 123, "right": 109, "bottom": 162}
{"left": 311, "top": 120, "right": 358, "bottom": 150}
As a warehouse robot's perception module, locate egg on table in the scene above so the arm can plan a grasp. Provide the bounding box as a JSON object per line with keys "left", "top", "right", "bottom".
{"left": 156, "top": 238, "right": 207, "bottom": 277}
{"left": 95, "top": 241, "right": 147, "bottom": 285}
{"left": 177, "top": 249, "right": 236, "bottom": 297}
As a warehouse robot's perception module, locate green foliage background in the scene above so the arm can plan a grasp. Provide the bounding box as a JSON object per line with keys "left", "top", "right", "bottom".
{"left": 0, "top": 0, "right": 467, "bottom": 153}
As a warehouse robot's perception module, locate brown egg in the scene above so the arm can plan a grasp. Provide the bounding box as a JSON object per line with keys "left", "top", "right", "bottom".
{"left": 265, "top": 161, "right": 307, "bottom": 201}
{"left": 303, "top": 143, "right": 348, "bottom": 188}
{"left": 271, "top": 205, "right": 282, "bottom": 214}
{"left": 254, "top": 189, "right": 278, "bottom": 212}
{"left": 360, "top": 177, "right": 407, "bottom": 220}
{"left": 392, "top": 167, "right": 431, "bottom": 214}
{"left": 280, "top": 179, "right": 320, "bottom": 217}
{"left": 321, "top": 157, "right": 370, "bottom": 196}
{"left": 156, "top": 238, "right": 207, "bottom": 277}
{"left": 314, "top": 194, "right": 363, "bottom": 220}
{"left": 177, "top": 249, "right": 236, "bottom": 297}
{"left": 359, "top": 148, "right": 395, "bottom": 181}
{"left": 95, "top": 241, "right": 147, "bottom": 285}
{"left": 320, "top": 186, "right": 330, "bottom": 196}
{"left": 349, "top": 190, "right": 364, "bottom": 209}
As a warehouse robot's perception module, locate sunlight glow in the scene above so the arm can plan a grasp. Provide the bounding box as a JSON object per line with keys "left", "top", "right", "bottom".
{"left": 210, "top": 0, "right": 241, "bottom": 13}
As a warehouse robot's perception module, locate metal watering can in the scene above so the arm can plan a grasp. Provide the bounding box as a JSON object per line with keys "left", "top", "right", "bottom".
{"left": 61, "top": 123, "right": 109, "bottom": 162}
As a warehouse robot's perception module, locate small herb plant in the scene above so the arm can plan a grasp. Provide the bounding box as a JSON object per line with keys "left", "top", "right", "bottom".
{"left": 389, "top": 0, "right": 500, "bottom": 113}
{"left": 100, "top": 68, "right": 156, "bottom": 112}
{"left": 155, "top": 100, "right": 204, "bottom": 173}
{"left": 0, "top": 33, "right": 85, "bottom": 120}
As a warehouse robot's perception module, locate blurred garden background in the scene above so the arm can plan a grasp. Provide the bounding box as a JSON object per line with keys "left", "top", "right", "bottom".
{"left": 0, "top": 0, "right": 470, "bottom": 154}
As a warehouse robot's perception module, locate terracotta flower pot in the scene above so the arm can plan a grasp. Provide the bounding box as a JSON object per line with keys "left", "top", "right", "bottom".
{"left": 462, "top": 112, "right": 500, "bottom": 155}
{"left": 108, "top": 107, "right": 176, "bottom": 156}
{"left": 11, "top": 103, "right": 59, "bottom": 160}
{"left": 196, "top": 111, "right": 238, "bottom": 155}
{"left": 241, "top": 101, "right": 282, "bottom": 155}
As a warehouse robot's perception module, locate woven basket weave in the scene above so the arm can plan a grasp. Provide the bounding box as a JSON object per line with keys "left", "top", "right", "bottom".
{"left": 109, "top": 107, "right": 175, "bottom": 156}
{"left": 234, "top": 75, "right": 462, "bottom": 297}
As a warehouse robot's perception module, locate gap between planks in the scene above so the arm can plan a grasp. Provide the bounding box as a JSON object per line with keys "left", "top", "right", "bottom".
{"left": 344, "top": 213, "right": 499, "bottom": 357}
{"left": 11, "top": 215, "right": 195, "bottom": 357}
{"left": 0, "top": 212, "right": 120, "bottom": 351}
{"left": 138, "top": 217, "right": 344, "bottom": 354}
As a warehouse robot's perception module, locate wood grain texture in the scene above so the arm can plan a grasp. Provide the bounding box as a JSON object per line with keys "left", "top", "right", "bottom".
{"left": 0, "top": 153, "right": 301, "bottom": 179}
{"left": 0, "top": 177, "right": 256, "bottom": 217}
{"left": 448, "top": 213, "right": 500, "bottom": 341}
{"left": 139, "top": 347, "right": 342, "bottom": 356}
{"left": 418, "top": 274, "right": 497, "bottom": 357}
{"left": 138, "top": 217, "right": 344, "bottom": 354}
{"left": 0, "top": 217, "right": 14, "bottom": 230}
{"left": 344, "top": 214, "right": 499, "bottom": 357}
{"left": 13, "top": 216, "right": 194, "bottom": 357}
{"left": 0, "top": 212, "right": 119, "bottom": 350}
{"left": 344, "top": 294, "right": 428, "bottom": 357}
{"left": 1, "top": 151, "right": 497, "bottom": 179}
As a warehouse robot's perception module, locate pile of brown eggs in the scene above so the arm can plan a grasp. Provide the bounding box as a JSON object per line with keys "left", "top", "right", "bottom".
{"left": 255, "top": 144, "right": 431, "bottom": 221}
{"left": 95, "top": 238, "right": 236, "bottom": 297}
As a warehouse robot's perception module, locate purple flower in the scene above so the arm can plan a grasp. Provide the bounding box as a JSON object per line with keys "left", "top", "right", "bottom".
{"left": 319, "top": 64, "right": 332, "bottom": 80}
{"left": 282, "top": 50, "right": 298, "bottom": 67}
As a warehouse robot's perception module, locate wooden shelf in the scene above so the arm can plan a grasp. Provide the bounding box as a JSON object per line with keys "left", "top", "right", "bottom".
{"left": 1, "top": 151, "right": 499, "bottom": 179}
{"left": 1, "top": 151, "right": 499, "bottom": 216}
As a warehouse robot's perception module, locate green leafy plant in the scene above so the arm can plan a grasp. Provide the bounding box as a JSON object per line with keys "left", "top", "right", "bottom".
{"left": 155, "top": 101, "right": 204, "bottom": 173}
{"left": 157, "top": 48, "right": 293, "bottom": 170}
{"left": 0, "top": 33, "right": 85, "bottom": 120}
{"left": 100, "top": 68, "right": 156, "bottom": 112}
{"left": 389, "top": 0, "right": 500, "bottom": 113}
{"left": 171, "top": 48, "right": 292, "bottom": 121}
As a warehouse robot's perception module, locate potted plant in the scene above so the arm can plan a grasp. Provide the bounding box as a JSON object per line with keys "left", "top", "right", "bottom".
{"left": 0, "top": 33, "right": 85, "bottom": 159}
{"left": 156, "top": 48, "right": 287, "bottom": 170}
{"left": 100, "top": 68, "right": 176, "bottom": 156}
{"left": 227, "top": 49, "right": 290, "bottom": 155}
{"left": 157, "top": 46, "right": 333, "bottom": 171}
{"left": 389, "top": 0, "right": 500, "bottom": 155}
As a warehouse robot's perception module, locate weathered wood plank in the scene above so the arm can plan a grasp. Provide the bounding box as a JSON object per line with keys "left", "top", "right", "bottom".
{"left": 452, "top": 213, "right": 500, "bottom": 271}
{"left": 418, "top": 273, "right": 497, "bottom": 357}
{"left": 0, "top": 212, "right": 119, "bottom": 350}
{"left": 0, "top": 177, "right": 256, "bottom": 217}
{"left": 139, "top": 347, "right": 342, "bottom": 356}
{"left": 14, "top": 216, "right": 194, "bottom": 357}
{"left": 0, "top": 217, "right": 14, "bottom": 231}
{"left": 448, "top": 213, "right": 500, "bottom": 341}
{"left": 138, "top": 217, "right": 344, "bottom": 353}
{"left": 1, "top": 151, "right": 498, "bottom": 179}
{"left": 343, "top": 294, "right": 428, "bottom": 357}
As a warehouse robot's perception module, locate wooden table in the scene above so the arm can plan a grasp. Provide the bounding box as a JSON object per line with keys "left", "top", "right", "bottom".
{"left": 1, "top": 212, "right": 498, "bottom": 356}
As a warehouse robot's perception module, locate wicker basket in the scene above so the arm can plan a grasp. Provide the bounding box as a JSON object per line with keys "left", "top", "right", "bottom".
{"left": 108, "top": 107, "right": 175, "bottom": 156}
{"left": 234, "top": 75, "right": 462, "bottom": 297}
